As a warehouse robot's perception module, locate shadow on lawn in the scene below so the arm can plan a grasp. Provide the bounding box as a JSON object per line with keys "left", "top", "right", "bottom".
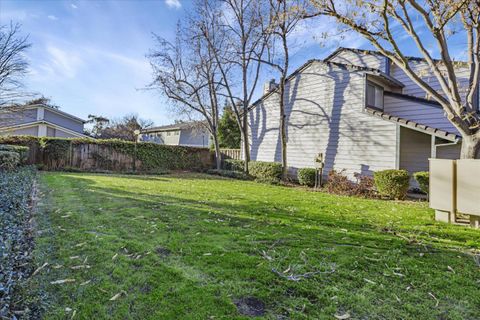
{"left": 52, "top": 173, "right": 480, "bottom": 252}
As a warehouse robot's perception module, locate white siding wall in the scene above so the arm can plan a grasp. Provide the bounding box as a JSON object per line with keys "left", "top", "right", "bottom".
{"left": 329, "top": 50, "right": 387, "bottom": 72}
{"left": 399, "top": 127, "right": 431, "bottom": 173}
{"left": 383, "top": 94, "right": 460, "bottom": 135}
{"left": 390, "top": 61, "right": 471, "bottom": 102}
{"left": 249, "top": 62, "right": 397, "bottom": 179}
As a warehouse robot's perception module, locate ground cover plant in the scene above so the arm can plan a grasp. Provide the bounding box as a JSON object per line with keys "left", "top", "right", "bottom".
{"left": 25, "top": 172, "right": 480, "bottom": 319}
{"left": 0, "top": 166, "right": 37, "bottom": 318}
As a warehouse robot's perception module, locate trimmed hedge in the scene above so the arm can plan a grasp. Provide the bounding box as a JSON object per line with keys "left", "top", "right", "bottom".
{"left": 0, "top": 151, "right": 20, "bottom": 171}
{"left": 414, "top": 171, "right": 429, "bottom": 194}
{"left": 0, "top": 145, "right": 29, "bottom": 163}
{"left": 223, "top": 159, "right": 245, "bottom": 171}
{"left": 373, "top": 169, "right": 410, "bottom": 200}
{"left": 207, "top": 169, "right": 251, "bottom": 180}
{"left": 0, "top": 136, "right": 213, "bottom": 173}
{"left": 298, "top": 168, "right": 316, "bottom": 187}
{"left": 249, "top": 161, "right": 282, "bottom": 183}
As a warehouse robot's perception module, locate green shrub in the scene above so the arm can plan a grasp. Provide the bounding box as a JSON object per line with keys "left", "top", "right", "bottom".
{"left": 223, "top": 159, "right": 245, "bottom": 171}
{"left": 249, "top": 161, "right": 282, "bottom": 183}
{"left": 413, "top": 171, "right": 429, "bottom": 194}
{"left": 374, "top": 169, "right": 410, "bottom": 200}
{"left": 0, "top": 151, "right": 20, "bottom": 170}
{"left": 298, "top": 168, "right": 317, "bottom": 187}
{"left": 207, "top": 169, "right": 250, "bottom": 180}
{"left": 0, "top": 145, "right": 29, "bottom": 163}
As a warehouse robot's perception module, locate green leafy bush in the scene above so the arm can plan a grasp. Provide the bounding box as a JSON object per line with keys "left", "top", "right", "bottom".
{"left": 249, "top": 161, "right": 282, "bottom": 183}
{"left": 0, "top": 151, "right": 20, "bottom": 171}
{"left": 298, "top": 168, "right": 317, "bottom": 187}
{"left": 374, "top": 169, "right": 410, "bottom": 200}
{"left": 0, "top": 145, "right": 29, "bottom": 163}
{"left": 223, "top": 159, "right": 245, "bottom": 171}
{"left": 207, "top": 169, "right": 250, "bottom": 180}
{"left": 413, "top": 171, "right": 429, "bottom": 194}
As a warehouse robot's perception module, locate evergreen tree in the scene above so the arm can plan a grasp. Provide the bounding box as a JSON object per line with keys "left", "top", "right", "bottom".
{"left": 218, "top": 106, "right": 241, "bottom": 149}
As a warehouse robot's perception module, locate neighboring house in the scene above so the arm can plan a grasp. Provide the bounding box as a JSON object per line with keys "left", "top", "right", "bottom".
{"left": 0, "top": 104, "right": 88, "bottom": 138}
{"left": 140, "top": 121, "right": 210, "bottom": 147}
{"left": 249, "top": 47, "right": 479, "bottom": 184}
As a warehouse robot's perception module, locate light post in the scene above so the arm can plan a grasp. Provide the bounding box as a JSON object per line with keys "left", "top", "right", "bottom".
{"left": 133, "top": 129, "right": 140, "bottom": 173}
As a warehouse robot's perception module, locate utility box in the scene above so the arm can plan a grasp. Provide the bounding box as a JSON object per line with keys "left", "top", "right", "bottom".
{"left": 429, "top": 159, "right": 456, "bottom": 211}
{"left": 456, "top": 159, "right": 480, "bottom": 216}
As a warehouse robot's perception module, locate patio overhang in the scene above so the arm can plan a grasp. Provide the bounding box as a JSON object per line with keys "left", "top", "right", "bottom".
{"left": 365, "top": 107, "right": 460, "bottom": 142}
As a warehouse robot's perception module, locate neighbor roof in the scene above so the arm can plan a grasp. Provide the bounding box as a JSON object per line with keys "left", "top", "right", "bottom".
{"left": 1, "top": 103, "right": 87, "bottom": 123}
{"left": 141, "top": 120, "right": 207, "bottom": 133}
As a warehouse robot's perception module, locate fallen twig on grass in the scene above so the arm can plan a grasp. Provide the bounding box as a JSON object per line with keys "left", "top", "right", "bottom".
{"left": 32, "top": 262, "right": 48, "bottom": 276}
{"left": 50, "top": 279, "right": 76, "bottom": 285}
{"left": 271, "top": 264, "right": 336, "bottom": 281}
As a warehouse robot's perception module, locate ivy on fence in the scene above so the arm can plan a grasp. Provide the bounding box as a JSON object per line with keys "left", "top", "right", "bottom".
{"left": 0, "top": 136, "right": 214, "bottom": 173}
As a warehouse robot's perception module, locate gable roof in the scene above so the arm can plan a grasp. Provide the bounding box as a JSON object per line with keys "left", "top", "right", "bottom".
{"left": 1, "top": 104, "right": 86, "bottom": 123}
{"left": 250, "top": 59, "right": 403, "bottom": 108}
{"left": 325, "top": 47, "right": 468, "bottom": 66}
{"left": 0, "top": 120, "right": 90, "bottom": 138}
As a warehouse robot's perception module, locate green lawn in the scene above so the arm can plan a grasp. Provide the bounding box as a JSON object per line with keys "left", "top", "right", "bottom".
{"left": 31, "top": 172, "right": 480, "bottom": 319}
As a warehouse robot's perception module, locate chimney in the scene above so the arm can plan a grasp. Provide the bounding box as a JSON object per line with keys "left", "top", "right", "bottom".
{"left": 263, "top": 79, "right": 277, "bottom": 95}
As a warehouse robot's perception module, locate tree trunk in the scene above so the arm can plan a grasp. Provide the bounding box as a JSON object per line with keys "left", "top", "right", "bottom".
{"left": 241, "top": 123, "right": 250, "bottom": 173}
{"left": 460, "top": 133, "right": 480, "bottom": 159}
{"left": 212, "top": 134, "right": 222, "bottom": 170}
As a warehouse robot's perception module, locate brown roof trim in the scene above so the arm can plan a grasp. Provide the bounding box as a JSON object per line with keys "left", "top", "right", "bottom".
{"left": 365, "top": 107, "right": 460, "bottom": 141}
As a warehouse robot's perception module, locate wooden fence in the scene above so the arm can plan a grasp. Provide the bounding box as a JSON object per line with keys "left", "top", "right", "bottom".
{"left": 1, "top": 136, "right": 214, "bottom": 173}
{"left": 219, "top": 148, "right": 241, "bottom": 160}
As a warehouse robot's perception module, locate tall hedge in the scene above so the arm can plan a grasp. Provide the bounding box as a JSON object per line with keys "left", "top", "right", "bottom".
{"left": 0, "top": 136, "right": 213, "bottom": 173}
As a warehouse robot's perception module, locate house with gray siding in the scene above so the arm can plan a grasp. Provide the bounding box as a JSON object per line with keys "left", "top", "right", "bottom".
{"left": 248, "top": 47, "right": 478, "bottom": 184}
{"left": 140, "top": 121, "right": 210, "bottom": 148}
{"left": 0, "top": 104, "right": 88, "bottom": 138}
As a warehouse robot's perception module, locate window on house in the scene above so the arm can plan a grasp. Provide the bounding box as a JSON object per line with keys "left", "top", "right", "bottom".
{"left": 167, "top": 132, "right": 171, "bottom": 136}
{"left": 366, "top": 82, "right": 384, "bottom": 110}
{"left": 174, "top": 131, "right": 179, "bottom": 136}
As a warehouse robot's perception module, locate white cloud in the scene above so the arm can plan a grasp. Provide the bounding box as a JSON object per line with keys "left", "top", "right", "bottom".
{"left": 165, "top": 0, "right": 181, "bottom": 9}
{"left": 47, "top": 15, "right": 58, "bottom": 21}
{"left": 37, "top": 45, "right": 83, "bottom": 79}
{"left": 71, "top": 3, "right": 78, "bottom": 9}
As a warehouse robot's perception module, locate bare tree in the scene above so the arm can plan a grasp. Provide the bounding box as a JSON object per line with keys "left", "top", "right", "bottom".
{"left": 308, "top": 0, "right": 480, "bottom": 158}
{"left": 149, "top": 21, "right": 224, "bottom": 169}
{"left": 0, "top": 23, "right": 31, "bottom": 106}
{"left": 86, "top": 114, "right": 153, "bottom": 141}
{"left": 260, "top": 0, "right": 308, "bottom": 178}
{"left": 198, "top": 0, "right": 269, "bottom": 173}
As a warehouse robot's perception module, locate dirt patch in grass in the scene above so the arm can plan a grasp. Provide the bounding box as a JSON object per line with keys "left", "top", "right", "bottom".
{"left": 233, "top": 297, "right": 265, "bottom": 317}
{"left": 155, "top": 246, "right": 171, "bottom": 258}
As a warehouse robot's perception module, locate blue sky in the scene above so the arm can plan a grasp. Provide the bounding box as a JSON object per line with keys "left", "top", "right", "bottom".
{"left": 0, "top": 0, "right": 467, "bottom": 126}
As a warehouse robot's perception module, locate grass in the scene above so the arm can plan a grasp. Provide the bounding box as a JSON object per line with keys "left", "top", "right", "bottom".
{"left": 30, "top": 172, "right": 480, "bottom": 319}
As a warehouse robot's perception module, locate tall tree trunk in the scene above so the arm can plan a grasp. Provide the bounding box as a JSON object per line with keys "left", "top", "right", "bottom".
{"left": 279, "top": 77, "right": 287, "bottom": 180}
{"left": 460, "top": 133, "right": 480, "bottom": 159}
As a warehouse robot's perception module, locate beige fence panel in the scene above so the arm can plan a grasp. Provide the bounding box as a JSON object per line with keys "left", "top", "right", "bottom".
{"left": 456, "top": 160, "right": 480, "bottom": 217}
{"left": 429, "top": 159, "right": 456, "bottom": 211}
{"left": 220, "top": 148, "right": 241, "bottom": 160}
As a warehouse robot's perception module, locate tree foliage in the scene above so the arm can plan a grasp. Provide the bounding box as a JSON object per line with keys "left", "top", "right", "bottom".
{"left": 218, "top": 106, "right": 240, "bottom": 148}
